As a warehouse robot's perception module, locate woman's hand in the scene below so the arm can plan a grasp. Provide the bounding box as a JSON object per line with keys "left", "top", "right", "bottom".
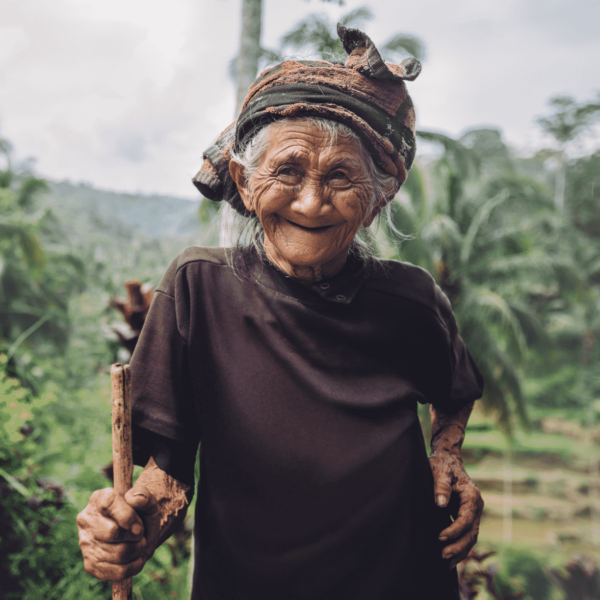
{"left": 429, "top": 401, "right": 483, "bottom": 570}
{"left": 76, "top": 484, "right": 160, "bottom": 581}
{"left": 76, "top": 457, "right": 192, "bottom": 581}
{"left": 429, "top": 448, "right": 484, "bottom": 569}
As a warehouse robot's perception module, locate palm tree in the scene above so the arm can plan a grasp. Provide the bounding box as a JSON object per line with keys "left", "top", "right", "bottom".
{"left": 277, "top": 6, "right": 425, "bottom": 64}
{"left": 382, "top": 130, "right": 557, "bottom": 432}
{"left": 230, "top": 4, "right": 425, "bottom": 110}
{"left": 537, "top": 94, "right": 600, "bottom": 213}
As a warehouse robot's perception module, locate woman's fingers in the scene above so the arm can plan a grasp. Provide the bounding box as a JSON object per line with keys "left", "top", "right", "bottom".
{"left": 87, "top": 535, "right": 147, "bottom": 565}
{"left": 436, "top": 476, "right": 484, "bottom": 570}
{"left": 430, "top": 454, "right": 458, "bottom": 508}
{"left": 77, "top": 487, "right": 149, "bottom": 580}
{"left": 125, "top": 484, "right": 158, "bottom": 517}
{"left": 82, "top": 555, "right": 145, "bottom": 582}
{"left": 91, "top": 488, "right": 145, "bottom": 536}
{"left": 442, "top": 530, "right": 479, "bottom": 569}
{"left": 78, "top": 522, "right": 147, "bottom": 579}
{"left": 438, "top": 481, "right": 483, "bottom": 542}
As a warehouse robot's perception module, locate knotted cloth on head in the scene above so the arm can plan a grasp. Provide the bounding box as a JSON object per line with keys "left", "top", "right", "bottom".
{"left": 193, "top": 24, "right": 421, "bottom": 216}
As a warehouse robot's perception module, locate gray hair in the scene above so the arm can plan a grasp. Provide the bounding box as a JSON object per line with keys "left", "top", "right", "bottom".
{"left": 221, "top": 117, "right": 403, "bottom": 262}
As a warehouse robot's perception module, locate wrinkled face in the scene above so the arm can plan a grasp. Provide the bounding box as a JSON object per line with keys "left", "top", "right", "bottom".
{"left": 231, "top": 120, "right": 380, "bottom": 282}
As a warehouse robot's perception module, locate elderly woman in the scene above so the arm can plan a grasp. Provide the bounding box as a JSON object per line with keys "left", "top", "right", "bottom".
{"left": 77, "top": 26, "right": 484, "bottom": 600}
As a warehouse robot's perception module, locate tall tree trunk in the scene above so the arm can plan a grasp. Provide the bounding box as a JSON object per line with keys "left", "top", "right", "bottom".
{"left": 235, "top": 0, "right": 263, "bottom": 115}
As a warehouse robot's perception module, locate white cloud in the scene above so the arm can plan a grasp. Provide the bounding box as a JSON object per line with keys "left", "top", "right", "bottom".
{"left": 0, "top": 0, "right": 598, "bottom": 197}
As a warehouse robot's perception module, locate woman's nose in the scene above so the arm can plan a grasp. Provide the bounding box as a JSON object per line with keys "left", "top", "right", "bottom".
{"left": 290, "top": 181, "right": 330, "bottom": 218}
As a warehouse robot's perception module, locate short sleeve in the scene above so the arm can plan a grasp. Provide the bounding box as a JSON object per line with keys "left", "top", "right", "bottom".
{"left": 130, "top": 259, "right": 200, "bottom": 483}
{"left": 434, "top": 285, "right": 484, "bottom": 412}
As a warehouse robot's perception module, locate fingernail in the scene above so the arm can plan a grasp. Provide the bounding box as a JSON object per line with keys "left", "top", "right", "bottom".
{"left": 439, "top": 536, "right": 448, "bottom": 542}
{"left": 133, "top": 492, "right": 146, "bottom": 498}
{"left": 436, "top": 495, "right": 447, "bottom": 507}
{"left": 131, "top": 523, "right": 142, "bottom": 535}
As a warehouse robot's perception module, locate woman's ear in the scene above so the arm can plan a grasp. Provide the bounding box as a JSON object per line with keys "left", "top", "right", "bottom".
{"left": 229, "top": 161, "right": 254, "bottom": 213}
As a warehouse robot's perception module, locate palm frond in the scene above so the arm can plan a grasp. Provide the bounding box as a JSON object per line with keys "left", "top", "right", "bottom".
{"left": 460, "top": 286, "right": 528, "bottom": 360}
{"left": 381, "top": 34, "right": 425, "bottom": 61}
{"left": 416, "top": 130, "right": 480, "bottom": 179}
{"left": 459, "top": 316, "right": 528, "bottom": 433}
{"left": 484, "top": 174, "right": 552, "bottom": 208}
{"left": 421, "top": 214, "right": 462, "bottom": 256}
{"left": 382, "top": 200, "right": 435, "bottom": 271}
{"left": 18, "top": 231, "right": 46, "bottom": 278}
{"left": 338, "top": 7, "right": 373, "bottom": 27}
{"left": 460, "top": 190, "right": 508, "bottom": 267}
{"left": 402, "top": 164, "right": 428, "bottom": 221}
{"left": 482, "top": 251, "right": 556, "bottom": 280}
{"left": 508, "top": 301, "right": 551, "bottom": 349}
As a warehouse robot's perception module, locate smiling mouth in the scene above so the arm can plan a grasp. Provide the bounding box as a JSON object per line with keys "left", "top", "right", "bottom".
{"left": 283, "top": 218, "right": 334, "bottom": 232}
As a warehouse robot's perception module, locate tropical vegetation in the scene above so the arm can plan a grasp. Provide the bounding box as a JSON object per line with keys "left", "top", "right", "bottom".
{"left": 1, "top": 3, "right": 600, "bottom": 599}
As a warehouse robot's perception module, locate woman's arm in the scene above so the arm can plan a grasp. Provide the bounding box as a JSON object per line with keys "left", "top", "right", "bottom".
{"left": 77, "top": 457, "right": 192, "bottom": 581}
{"left": 429, "top": 401, "right": 484, "bottom": 569}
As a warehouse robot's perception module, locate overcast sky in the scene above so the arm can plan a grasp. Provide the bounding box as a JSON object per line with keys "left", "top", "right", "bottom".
{"left": 1, "top": 0, "right": 599, "bottom": 198}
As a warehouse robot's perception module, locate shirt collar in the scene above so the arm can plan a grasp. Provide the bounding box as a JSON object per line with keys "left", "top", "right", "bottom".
{"left": 250, "top": 251, "right": 372, "bottom": 305}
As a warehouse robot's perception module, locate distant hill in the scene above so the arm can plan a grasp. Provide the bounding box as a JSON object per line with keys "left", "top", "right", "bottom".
{"left": 38, "top": 180, "right": 219, "bottom": 287}
{"left": 43, "top": 180, "right": 206, "bottom": 240}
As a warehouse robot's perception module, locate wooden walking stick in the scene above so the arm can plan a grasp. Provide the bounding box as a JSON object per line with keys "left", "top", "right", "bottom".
{"left": 111, "top": 363, "right": 135, "bottom": 600}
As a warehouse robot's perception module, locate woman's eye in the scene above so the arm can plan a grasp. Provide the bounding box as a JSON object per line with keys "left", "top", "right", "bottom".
{"left": 277, "top": 167, "right": 296, "bottom": 178}
{"left": 329, "top": 171, "right": 350, "bottom": 183}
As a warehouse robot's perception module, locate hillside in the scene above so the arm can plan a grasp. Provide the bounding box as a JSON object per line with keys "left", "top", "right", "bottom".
{"left": 43, "top": 180, "right": 208, "bottom": 241}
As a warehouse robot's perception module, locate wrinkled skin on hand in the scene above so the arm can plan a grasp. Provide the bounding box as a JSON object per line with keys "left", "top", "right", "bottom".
{"left": 429, "top": 402, "right": 484, "bottom": 570}
{"left": 77, "top": 458, "right": 191, "bottom": 582}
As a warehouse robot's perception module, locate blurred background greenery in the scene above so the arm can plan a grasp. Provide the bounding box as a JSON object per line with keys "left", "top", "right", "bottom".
{"left": 2, "top": 2, "right": 600, "bottom": 599}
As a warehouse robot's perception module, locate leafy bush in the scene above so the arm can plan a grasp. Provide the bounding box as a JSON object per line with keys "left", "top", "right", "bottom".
{"left": 493, "top": 547, "right": 552, "bottom": 600}
{"left": 0, "top": 354, "right": 110, "bottom": 598}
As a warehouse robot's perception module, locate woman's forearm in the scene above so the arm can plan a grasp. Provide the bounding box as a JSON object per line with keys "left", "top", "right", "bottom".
{"left": 134, "top": 457, "right": 193, "bottom": 553}
{"left": 429, "top": 402, "right": 474, "bottom": 456}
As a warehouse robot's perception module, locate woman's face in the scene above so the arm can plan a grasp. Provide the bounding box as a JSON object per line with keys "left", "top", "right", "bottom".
{"left": 231, "top": 120, "right": 380, "bottom": 282}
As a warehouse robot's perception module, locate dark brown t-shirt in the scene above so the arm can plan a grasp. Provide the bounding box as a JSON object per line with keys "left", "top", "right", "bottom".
{"left": 131, "top": 247, "right": 483, "bottom": 600}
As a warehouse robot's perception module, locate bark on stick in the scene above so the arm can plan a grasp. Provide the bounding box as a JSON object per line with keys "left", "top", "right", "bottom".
{"left": 111, "top": 363, "right": 133, "bottom": 600}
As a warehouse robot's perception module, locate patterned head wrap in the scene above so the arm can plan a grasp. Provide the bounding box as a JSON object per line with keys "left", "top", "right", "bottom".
{"left": 193, "top": 25, "right": 421, "bottom": 216}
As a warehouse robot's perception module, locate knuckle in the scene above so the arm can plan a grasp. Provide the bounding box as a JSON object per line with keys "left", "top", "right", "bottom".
{"left": 78, "top": 531, "right": 90, "bottom": 549}
{"left": 83, "top": 559, "right": 102, "bottom": 579}
{"left": 76, "top": 512, "right": 87, "bottom": 528}
{"left": 104, "top": 519, "right": 120, "bottom": 537}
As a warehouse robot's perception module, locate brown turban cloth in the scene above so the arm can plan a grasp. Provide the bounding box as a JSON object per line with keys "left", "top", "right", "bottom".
{"left": 193, "top": 24, "right": 421, "bottom": 216}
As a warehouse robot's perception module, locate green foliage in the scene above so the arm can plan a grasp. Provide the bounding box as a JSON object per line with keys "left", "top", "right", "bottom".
{"left": 1, "top": 70, "right": 599, "bottom": 596}
{"left": 567, "top": 151, "right": 600, "bottom": 238}
{"left": 0, "top": 153, "right": 88, "bottom": 390}
{"left": 385, "top": 129, "right": 560, "bottom": 431}
{"left": 537, "top": 94, "right": 600, "bottom": 147}
{"left": 276, "top": 6, "right": 425, "bottom": 64}
{"left": 0, "top": 135, "right": 204, "bottom": 597}
{"left": 493, "top": 547, "right": 552, "bottom": 600}
{"left": 0, "top": 354, "right": 110, "bottom": 599}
